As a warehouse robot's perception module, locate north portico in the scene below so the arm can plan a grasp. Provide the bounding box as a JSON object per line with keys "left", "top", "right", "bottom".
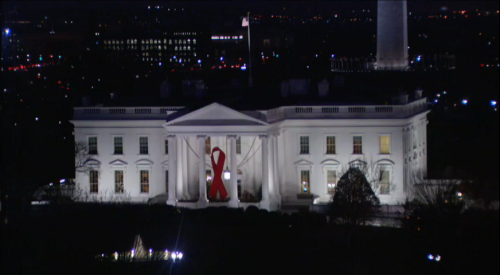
{"left": 163, "top": 103, "right": 278, "bottom": 210}
{"left": 71, "top": 99, "right": 429, "bottom": 211}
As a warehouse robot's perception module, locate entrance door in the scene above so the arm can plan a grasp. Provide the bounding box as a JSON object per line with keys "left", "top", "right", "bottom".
{"left": 300, "top": 170, "right": 310, "bottom": 194}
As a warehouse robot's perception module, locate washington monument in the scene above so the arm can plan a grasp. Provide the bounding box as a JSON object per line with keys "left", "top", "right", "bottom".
{"left": 377, "top": 0, "right": 409, "bottom": 70}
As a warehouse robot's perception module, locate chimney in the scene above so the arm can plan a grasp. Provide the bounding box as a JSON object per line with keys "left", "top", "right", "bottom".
{"left": 280, "top": 80, "right": 290, "bottom": 97}
{"left": 318, "top": 79, "right": 329, "bottom": 98}
{"left": 414, "top": 88, "right": 423, "bottom": 99}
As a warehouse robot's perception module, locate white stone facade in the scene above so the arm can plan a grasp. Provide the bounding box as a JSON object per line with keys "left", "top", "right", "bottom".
{"left": 71, "top": 99, "right": 429, "bottom": 210}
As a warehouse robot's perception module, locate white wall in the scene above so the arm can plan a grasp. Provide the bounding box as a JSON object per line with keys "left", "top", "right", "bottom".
{"left": 74, "top": 115, "right": 427, "bottom": 206}
{"left": 278, "top": 123, "right": 407, "bottom": 205}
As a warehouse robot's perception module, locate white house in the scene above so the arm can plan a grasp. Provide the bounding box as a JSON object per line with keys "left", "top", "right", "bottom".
{"left": 71, "top": 99, "right": 429, "bottom": 210}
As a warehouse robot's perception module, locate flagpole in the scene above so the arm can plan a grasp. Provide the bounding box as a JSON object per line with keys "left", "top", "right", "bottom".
{"left": 247, "top": 11, "right": 253, "bottom": 88}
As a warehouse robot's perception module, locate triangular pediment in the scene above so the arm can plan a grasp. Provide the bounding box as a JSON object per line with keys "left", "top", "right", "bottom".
{"left": 165, "top": 103, "right": 268, "bottom": 126}
{"left": 109, "top": 159, "right": 128, "bottom": 168}
{"left": 294, "top": 159, "right": 314, "bottom": 166}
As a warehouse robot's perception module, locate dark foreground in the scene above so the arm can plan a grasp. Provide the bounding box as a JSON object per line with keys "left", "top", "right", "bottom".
{"left": 1, "top": 204, "right": 498, "bottom": 275}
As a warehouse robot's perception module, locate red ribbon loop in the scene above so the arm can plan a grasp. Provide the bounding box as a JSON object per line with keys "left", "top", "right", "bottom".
{"left": 209, "top": 147, "right": 228, "bottom": 200}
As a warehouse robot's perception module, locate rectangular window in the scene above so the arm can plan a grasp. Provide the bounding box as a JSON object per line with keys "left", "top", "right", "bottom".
{"left": 114, "top": 137, "right": 123, "bottom": 155}
{"left": 205, "top": 137, "right": 211, "bottom": 154}
{"left": 139, "top": 137, "right": 148, "bottom": 155}
{"left": 300, "top": 136, "right": 309, "bottom": 154}
{"left": 165, "top": 170, "right": 169, "bottom": 193}
{"left": 380, "top": 136, "right": 390, "bottom": 154}
{"left": 301, "top": 170, "right": 310, "bottom": 194}
{"left": 115, "top": 170, "right": 124, "bottom": 193}
{"left": 165, "top": 139, "right": 169, "bottom": 154}
{"left": 380, "top": 168, "right": 390, "bottom": 195}
{"left": 88, "top": 137, "right": 98, "bottom": 155}
{"left": 326, "top": 136, "right": 336, "bottom": 154}
{"left": 140, "top": 170, "right": 149, "bottom": 193}
{"left": 327, "top": 170, "right": 337, "bottom": 194}
{"left": 90, "top": 170, "right": 98, "bottom": 193}
{"left": 236, "top": 137, "right": 241, "bottom": 155}
{"left": 353, "top": 136, "right": 363, "bottom": 154}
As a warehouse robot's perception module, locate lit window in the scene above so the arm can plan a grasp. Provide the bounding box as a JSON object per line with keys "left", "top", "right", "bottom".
{"left": 299, "top": 136, "right": 309, "bottom": 154}
{"left": 326, "top": 136, "right": 336, "bottom": 154}
{"left": 353, "top": 136, "right": 362, "bottom": 154}
{"left": 115, "top": 170, "right": 124, "bottom": 193}
{"left": 327, "top": 170, "right": 337, "bottom": 194}
{"left": 90, "top": 170, "right": 99, "bottom": 193}
{"left": 140, "top": 137, "right": 148, "bottom": 154}
{"left": 301, "top": 170, "right": 310, "bottom": 193}
{"left": 114, "top": 137, "right": 123, "bottom": 154}
{"left": 380, "top": 136, "right": 390, "bottom": 154}
{"left": 205, "top": 137, "right": 211, "bottom": 154}
{"left": 140, "top": 170, "right": 149, "bottom": 193}
{"left": 379, "top": 168, "right": 390, "bottom": 194}
{"left": 88, "top": 137, "right": 98, "bottom": 155}
{"left": 236, "top": 137, "right": 241, "bottom": 154}
{"left": 206, "top": 170, "right": 212, "bottom": 185}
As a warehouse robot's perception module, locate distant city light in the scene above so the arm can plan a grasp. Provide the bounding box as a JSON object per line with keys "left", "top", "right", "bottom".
{"left": 416, "top": 56, "right": 422, "bottom": 62}
{"left": 331, "top": 54, "right": 335, "bottom": 58}
{"left": 462, "top": 99, "right": 468, "bottom": 105}
{"left": 241, "top": 64, "right": 247, "bottom": 70}
{"left": 4, "top": 28, "right": 10, "bottom": 35}
{"left": 457, "top": 192, "right": 463, "bottom": 197}
{"left": 35, "top": 117, "right": 39, "bottom": 121}
{"left": 437, "top": 94, "right": 441, "bottom": 97}
{"left": 220, "top": 57, "right": 224, "bottom": 61}
{"left": 435, "top": 255, "right": 441, "bottom": 262}
{"left": 59, "top": 55, "right": 62, "bottom": 59}
{"left": 434, "top": 99, "right": 438, "bottom": 103}
{"left": 428, "top": 254, "right": 434, "bottom": 260}
{"left": 159, "top": 62, "right": 162, "bottom": 66}
{"left": 443, "top": 91, "right": 447, "bottom": 95}
{"left": 60, "top": 179, "right": 65, "bottom": 184}
{"left": 197, "top": 59, "right": 201, "bottom": 64}
{"left": 491, "top": 100, "right": 497, "bottom": 106}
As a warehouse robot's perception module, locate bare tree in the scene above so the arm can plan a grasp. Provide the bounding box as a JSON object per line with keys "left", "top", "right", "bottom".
{"left": 405, "top": 175, "right": 464, "bottom": 218}
{"left": 75, "top": 141, "right": 93, "bottom": 175}
{"left": 335, "top": 157, "right": 397, "bottom": 197}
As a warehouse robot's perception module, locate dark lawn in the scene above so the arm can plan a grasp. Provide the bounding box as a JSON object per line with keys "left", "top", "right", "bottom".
{"left": 1, "top": 204, "right": 498, "bottom": 275}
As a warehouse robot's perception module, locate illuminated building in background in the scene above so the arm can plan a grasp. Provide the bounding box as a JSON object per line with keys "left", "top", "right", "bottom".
{"left": 376, "top": 0, "right": 409, "bottom": 70}
{"left": 98, "top": 31, "right": 203, "bottom": 66}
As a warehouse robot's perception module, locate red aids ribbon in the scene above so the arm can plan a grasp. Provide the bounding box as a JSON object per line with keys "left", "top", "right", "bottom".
{"left": 209, "top": 147, "right": 228, "bottom": 200}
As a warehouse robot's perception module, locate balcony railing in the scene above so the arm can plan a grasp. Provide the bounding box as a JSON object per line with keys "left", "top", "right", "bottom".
{"left": 74, "top": 106, "right": 184, "bottom": 119}
{"left": 266, "top": 98, "right": 428, "bottom": 122}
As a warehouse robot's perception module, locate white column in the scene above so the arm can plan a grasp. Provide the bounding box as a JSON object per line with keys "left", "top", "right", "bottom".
{"left": 273, "top": 133, "right": 281, "bottom": 204}
{"left": 268, "top": 135, "right": 276, "bottom": 200}
{"left": 197, "top": 135, "right": 208, "bottom": 208}
{"left": 228, "top": 135, "right": 239, "bottom": 208}
{"left": 176, "top": 136, "right": 184, "bottom": 200}
{"left": 259, "top": 135, "right": 271, "bottom": 210}
{"left": 167, "top": 135, "right": 177, "bottom": 206}
{"left": 182, "top": 137, "right": 189, "bottom": 199}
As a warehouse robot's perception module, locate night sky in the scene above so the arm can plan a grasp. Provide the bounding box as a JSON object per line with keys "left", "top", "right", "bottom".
{"left": 4, "top": 1, "right": 499, "bottom": 13}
